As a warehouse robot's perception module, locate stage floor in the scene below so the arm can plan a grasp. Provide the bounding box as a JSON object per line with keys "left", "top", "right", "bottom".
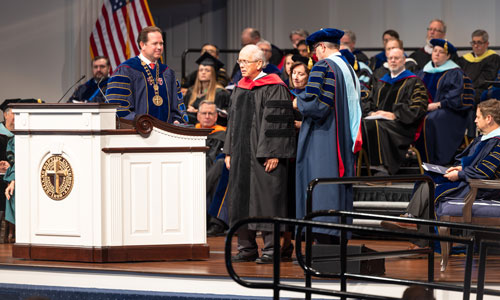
{"left": 1, "top": 237, "right": 500, "bottom": 282}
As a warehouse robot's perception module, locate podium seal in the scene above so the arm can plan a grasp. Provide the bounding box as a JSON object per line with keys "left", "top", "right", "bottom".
{"left": 40, "top": 155, "right": 74, "bottom": 201}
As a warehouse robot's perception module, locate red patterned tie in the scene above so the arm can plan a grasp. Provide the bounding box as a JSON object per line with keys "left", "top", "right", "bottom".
{"left": 150, "top": 63, "right": 155, "bottom": 69}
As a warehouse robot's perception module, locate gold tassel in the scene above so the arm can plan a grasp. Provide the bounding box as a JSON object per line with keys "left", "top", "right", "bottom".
{"left": 444, "top": 39, "right": 448, "bottom": 54}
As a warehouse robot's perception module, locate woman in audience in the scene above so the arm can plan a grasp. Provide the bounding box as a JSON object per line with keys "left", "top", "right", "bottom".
{"left": 185, "top": 53, "right": 230, "bottom": 125}
{"left": 280, "top": 53, "right": 294, "bottom": 87}
{"left": 416, "top": 39, "right": 474, "bottom": 165}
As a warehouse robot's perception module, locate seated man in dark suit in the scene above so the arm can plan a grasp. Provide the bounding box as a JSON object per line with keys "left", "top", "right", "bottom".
{"left": 68, "top": 56, "right": 110, "bottom": 103}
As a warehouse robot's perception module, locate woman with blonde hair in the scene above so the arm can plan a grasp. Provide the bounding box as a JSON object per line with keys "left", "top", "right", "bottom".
{"left": 185, "top": 52, "right": 230, "bottom": 125}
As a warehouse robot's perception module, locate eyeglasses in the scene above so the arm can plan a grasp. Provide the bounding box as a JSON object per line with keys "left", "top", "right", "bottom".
{"left": 312, "top": 43, "right": 323, "bottom": 52}
{"left": 470, "top": 41, "right": 486, "bottom": 46}
{"left": 427, "top": 27, "right": 444, "bottom": 33}
{"left": 236, "top": 59, "right": 259, "bottom": 66}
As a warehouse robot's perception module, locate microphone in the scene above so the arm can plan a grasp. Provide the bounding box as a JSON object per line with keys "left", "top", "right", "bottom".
{"left": 97, "top": 77, "right": 110, "bottom": 103}
{"left": 58, "top": 75, "right": 86, "bottom": 103}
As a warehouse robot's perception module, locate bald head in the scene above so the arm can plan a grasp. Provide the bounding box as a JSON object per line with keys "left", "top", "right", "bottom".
{"left": 387, "top": 48, "right": 405, "bottom": 75}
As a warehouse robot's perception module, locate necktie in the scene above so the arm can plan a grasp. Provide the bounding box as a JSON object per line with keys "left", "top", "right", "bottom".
{"left": 150, "top": 63, "right": 155, "bottom": 69}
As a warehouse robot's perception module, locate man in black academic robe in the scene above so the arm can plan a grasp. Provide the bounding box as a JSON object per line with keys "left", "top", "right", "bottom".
{"left": 68, "top": 56, "right": 110, "bottom": 103}
{"left": 224, "top": 45, "right": 296, "bottom": 264}
{"left": 457, "top": 30, "right": 500, "bottom": 104}
{"left": 362, "top": 48, "right": 428, "bottom": 175}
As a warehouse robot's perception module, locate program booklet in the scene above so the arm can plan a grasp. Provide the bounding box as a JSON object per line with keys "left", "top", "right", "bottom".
{"left": 422, "top": 162, "right": 448, "bottom": 175}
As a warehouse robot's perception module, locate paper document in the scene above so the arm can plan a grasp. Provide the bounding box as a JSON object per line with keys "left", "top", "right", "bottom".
{"left": 364, "top": 115, "right": 391, "bottom": 120}
{"left": 422, "top": 162, "right": 448, "bottom": 175}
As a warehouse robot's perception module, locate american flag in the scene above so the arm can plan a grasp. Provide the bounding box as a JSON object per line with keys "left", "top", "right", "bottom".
{"left": 90, "top": 0, "right": 155, "bottom": 71}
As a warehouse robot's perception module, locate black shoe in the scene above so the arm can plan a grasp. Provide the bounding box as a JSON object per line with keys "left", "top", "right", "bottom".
{"left": 231, "top": 252, "right": 258, "bottom": 262}
{"left": 280, "top": 244, "right": 294, "bottom": 262}
{"left": 207, "top": 223, "right": 226, "bottom": 237}
{"left": 255, "top": 254, "right": 274, "bottom": 264}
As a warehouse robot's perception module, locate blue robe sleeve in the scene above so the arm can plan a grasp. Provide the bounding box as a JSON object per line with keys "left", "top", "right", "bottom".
{"left": 439, "top": 69, "right": 474, "bottom": 111}
{"left": 459, "top": 142, "right": 500, "bottom": 180}
{"left": 106, "top": 68, "right": 135, "bottom": 119}
{"left": 297, "top": 60, "right": 335, "bottom": 122}
{"left": 172, "top": 78, "right": 188, "bottom": 123}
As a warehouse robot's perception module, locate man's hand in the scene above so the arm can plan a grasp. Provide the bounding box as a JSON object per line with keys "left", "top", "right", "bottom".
{"left": 427, "top": 102, "right": 441, "bottom": 111}
{"left": 371, "top": 110, "right": 396, "bottom": 120}
{"left": 225, "top": 155, "right": 231, "bottom": 170}
{"left": 446, "top": 166, "right": 462, "bottom": 173}
{"left": 444, "top": 170, "right": 459, "bottom": 181}
{"left": 292, "top": 98, "right": 298, "bottom": 110}
{"left": 0, "top": 161, "right": 10, "bottom": 173}
{"left": 187, "top": 105, "right": 198, "bottom": 113}
{"left": 5, "top": 180, "right": 14, "bottom": 201}
{"left": 263, "top": 158, "right": 279, "bottom": 173}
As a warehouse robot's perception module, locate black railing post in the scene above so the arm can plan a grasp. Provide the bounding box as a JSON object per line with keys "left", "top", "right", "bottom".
{"left": 273, "top": 221, "right": 281, "bottom": 300}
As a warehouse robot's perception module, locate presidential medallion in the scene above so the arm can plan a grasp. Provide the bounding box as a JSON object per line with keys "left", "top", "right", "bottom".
{"left": 152, "top": 95, "right": 163, "bottom": 106}
{"left": 40, "top": 155, "right": 74, "bottom": 201}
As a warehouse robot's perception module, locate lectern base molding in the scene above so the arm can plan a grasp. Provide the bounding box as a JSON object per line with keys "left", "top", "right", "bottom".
{"left": 12, "top": 243, "right": 210, "bottom": 262}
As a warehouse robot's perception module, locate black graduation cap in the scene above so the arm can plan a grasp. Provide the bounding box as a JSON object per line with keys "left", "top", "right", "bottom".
{"left": 195, "top": 52, "right": 224, "bottom": 72}
{"left": 292, "top": 54, "right": 309, "bottom": 66}
{"left": 0, "top": 98, "right": 42, "bottom": 111}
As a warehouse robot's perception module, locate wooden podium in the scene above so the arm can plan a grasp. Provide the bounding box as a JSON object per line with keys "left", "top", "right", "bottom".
{"left": 10, "top": 103, "right": 211, "bottom": 262}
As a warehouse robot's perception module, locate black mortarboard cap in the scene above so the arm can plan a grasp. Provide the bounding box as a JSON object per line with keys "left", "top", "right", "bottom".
{"left": 291, "top": 54, "right": 309, "bottom": 66}
{"left": 195, "top": 52, "right": 224, "bottom": 72}
{"left": 0, "top": 98, "right": 42, "bottom": 111}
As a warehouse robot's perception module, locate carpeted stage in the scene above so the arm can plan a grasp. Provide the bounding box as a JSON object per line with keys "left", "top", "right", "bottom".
{"left": 0, "top": 237, "right": 500, "bottom": 299}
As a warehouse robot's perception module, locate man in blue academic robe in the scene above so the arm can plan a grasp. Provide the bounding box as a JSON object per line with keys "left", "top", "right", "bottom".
{"left": 69, "top": 56, "right": 110, "bottom": 103}
{"left": 295, "top": 28, "right": 362, "bottom": 242}
{"left": 106, "top": 26, "right": 188, "bottom": 124}
{"left": 383, "top": 100, "right": 500, "bottom": 246}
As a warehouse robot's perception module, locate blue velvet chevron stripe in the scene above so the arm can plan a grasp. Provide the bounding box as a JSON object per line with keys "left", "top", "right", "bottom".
{"left": 475, "top": 143, "right": 500, "bottom": 178}
{"left": 461, "top": 75, "right": 475, "bottom": 107}
{"left": 304, "top": 64, "right": 335, "bottom": 107}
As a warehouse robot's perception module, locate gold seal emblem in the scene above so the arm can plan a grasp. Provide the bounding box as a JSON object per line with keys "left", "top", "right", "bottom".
{"left": 152, "top": 95, "right": 163, "bottom": 106}
{"left": 40, "top": 155, "right": 74, "bottom": 201}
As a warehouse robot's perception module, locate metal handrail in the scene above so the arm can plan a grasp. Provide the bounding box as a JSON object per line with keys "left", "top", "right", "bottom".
{"left": 224, "top": 215, "right": 485, "bottom": 300}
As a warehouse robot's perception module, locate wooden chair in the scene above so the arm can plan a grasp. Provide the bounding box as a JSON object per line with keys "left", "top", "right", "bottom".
{"left": 438, "top": 179, "right": 500, "bottom": 271}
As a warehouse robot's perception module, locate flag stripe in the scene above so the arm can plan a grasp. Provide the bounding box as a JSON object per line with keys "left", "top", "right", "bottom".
{"left": 90, "top": 0, "right": 156, "bottom": 69}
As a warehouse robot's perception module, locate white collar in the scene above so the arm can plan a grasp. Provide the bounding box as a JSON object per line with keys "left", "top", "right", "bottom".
{"left": 481, "top": 127, "right": 500, "bottom": 141}
{"left": 253, "top": 71, "right": 267, "bottom": 81}
{"left": 139, "top": 53, "right": 156, "bottom": 66}
{"left": 390, "top": 69, "right": 405, "bottom": 78}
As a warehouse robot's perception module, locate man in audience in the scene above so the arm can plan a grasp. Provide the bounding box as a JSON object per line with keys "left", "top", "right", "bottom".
{"left": 457, "top": 29, "right": 500, "bottom": 103}
{"left": 224, "top": 45, "right": 296, "bottom": 263}
{"left": 195, "top": 101, "right": 229, "bottom": 237}
{"left": 289, "top": 29, "right": 309, "bottom": 48}
{"left": 68, "top": 56, "right": 110, "bottom": 103}
{"left": 362, "top": 48, "right": 428, "bottom": 175}
{"left": 369, "top": 29, "right": 399, "bottom": 70}
{"left": 341, "top": 29, "right": 369, "bottom": 64}
{"left": 410, "top": 19, "right": 447, "bottom": 70}
{"left": 382, "top": 100, "right": 500, "bottom": 247}
{"left": 182, "top": 44, "right": 230, "bottom": 90}
{"left": 295, "top": 28, "right": 361, "bottom": 244}
{"left": 371, "top": 39, "right": 418, "bottom": 83}
{"left": 106, "top": 26, "right": 188, "bottom": 124}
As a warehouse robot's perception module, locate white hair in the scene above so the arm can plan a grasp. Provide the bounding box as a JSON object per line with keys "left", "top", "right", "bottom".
{"left": 240, "top": 44, "right": 268, "bottom": 69}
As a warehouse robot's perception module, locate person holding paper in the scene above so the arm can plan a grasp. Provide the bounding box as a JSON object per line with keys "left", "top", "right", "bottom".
{"left": 382, "top": 99, "right": 500, "bottom": 237}
{"left": 361, "top": 48, "right": 428, "bottom": 175}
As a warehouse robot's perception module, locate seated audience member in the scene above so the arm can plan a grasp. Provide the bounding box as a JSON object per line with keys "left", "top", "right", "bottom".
{"left": 183, "top": 43, "right": 230, "bottom": 89}
{"left": 409, "top": 19, "right": 447, "bottom": 71}
{"left": 0, "top": 102, "right": 13, "bottom": 241}
{"left": 231, "top": 39, "right": 282, "bottom": 84}
{"left": 280, "top": 53, "right": 294, "bottom": 87}
{"left": 481, "top": 70, "right": 500, "bottom": 101}
{"left": 289, "top": 29, "right": 309, "bottom": 49}
{"left": 415, "top": 39, "right": 474, "bottom": 165}
{"left": 402, "top": 285, "right": 435, "bottom": 300}
{"left": 369, "top": 29, "right": 399, "bottom": 71}
{"left": 372, "top": 39, "right": 418, "bottom": 83}
{"left": 184, "top": 52, "right": 230, "bottom": 125}
{"left": 340, "top": 47, "right": 373, "bottom": 89}
{"left": 362, "top": 48, "right": 428, "bottom": 175}
{"left": 457, "top": 29, "right": 500, "bottom": 103}
{"left": 382, "top": 100, "right": 500, "bottom": 247}
{"left": 195, "top": 101, "right": 229, "bottom": 236}
{"left": 296, "top": 40, "right": 309, "bottom": 58}
{"left": 241, "top": 27, "right": 283, "bottom": 67}
{"left": 68, "top": 56, "right": 110, "bottom": 103}
{"left": 341, "top": 29, "right": 369, "bottom": 64}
